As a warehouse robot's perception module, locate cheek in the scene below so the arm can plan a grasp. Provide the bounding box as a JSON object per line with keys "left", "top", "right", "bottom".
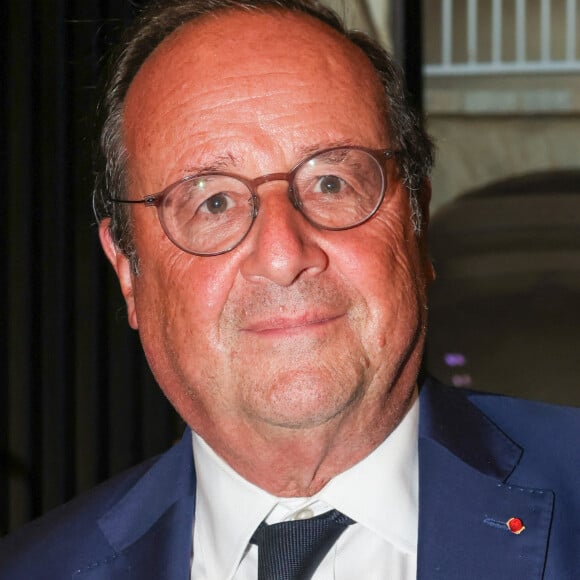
{"left": 130, "top": 253, "right": 241, "bottom": 401}
{"left": 132, "top": 242, "right": 240, "bottom": 348}
{"left": 332, "top": 221, "right": 426, "bottom": 349}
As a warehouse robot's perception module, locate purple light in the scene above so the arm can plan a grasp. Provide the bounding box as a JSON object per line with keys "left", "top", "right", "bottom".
{"left": 444, "top": 352, "right": 467, "bottom": 367}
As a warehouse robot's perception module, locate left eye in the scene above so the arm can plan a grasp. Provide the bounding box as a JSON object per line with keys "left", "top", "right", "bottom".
{"left": 314, "top": 175, "right": 345, "bottom": 194}
{"left": 199, "top": 192, "right": 234, "bottom": 214}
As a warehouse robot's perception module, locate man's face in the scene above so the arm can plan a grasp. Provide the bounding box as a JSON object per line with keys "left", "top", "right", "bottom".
{"left": 101, "top": 10, "right": 433, "bottom": 448}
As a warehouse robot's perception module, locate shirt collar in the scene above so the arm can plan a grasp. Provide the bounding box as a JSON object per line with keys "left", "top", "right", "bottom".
{"left": 191, "top": 392, "right": 419, "bottom": 578}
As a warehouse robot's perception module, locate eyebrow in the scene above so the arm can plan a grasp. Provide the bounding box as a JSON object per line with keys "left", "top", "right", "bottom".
{"left": 183, "top": 152, "right": 239, "bottom": 175}
{"left": 296, "top": 139, "right": 359, "bottom": 159}
{"left": 182, "top": 139, "right": 362, "bottom": 175}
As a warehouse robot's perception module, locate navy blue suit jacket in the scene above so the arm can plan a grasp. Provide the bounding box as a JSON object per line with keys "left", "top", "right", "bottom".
{"left": 1, "top": 378, "right": 579, "bottom": 578}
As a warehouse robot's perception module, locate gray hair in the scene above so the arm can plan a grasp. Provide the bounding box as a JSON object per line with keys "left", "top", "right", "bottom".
{"left": 93, "top": 0, "right": 434, "bottom": 260}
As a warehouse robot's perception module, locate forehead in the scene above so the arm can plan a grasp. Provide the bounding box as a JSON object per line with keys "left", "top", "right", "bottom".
{"left": 123, "top": 9, "right": 387, "bottom": 174}
{"left": 133, "top": 8, "right": 382, "bottom": 86}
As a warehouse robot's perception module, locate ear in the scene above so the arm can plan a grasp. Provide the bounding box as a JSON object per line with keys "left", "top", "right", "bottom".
{"left": 417, "top": 179, "right": 436, "bottom": 286}
{"left": 98, "top": 219, "right": 139, "bottom": 329}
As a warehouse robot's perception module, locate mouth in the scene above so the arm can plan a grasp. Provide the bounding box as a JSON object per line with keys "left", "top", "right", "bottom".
{"left": 241, "top": 313, "right": 344, "bottom": 336}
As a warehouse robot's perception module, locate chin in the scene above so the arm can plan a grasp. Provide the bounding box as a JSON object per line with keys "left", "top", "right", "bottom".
{"left": 247, "top": 373, "right": 364, "bottom": 430}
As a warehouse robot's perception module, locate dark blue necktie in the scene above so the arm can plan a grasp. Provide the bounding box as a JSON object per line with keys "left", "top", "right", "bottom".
{"left": 250, "top": 509, "right": 355, "bottom": 580}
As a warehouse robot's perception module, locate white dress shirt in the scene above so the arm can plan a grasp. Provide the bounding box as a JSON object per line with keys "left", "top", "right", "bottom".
{"left": 190, "top": 395, "right": 419, "bottom": 579}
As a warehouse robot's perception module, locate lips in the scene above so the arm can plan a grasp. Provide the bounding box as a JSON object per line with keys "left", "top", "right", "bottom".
{"left": 241, "top": 313, "right": 343, "bottom": 334}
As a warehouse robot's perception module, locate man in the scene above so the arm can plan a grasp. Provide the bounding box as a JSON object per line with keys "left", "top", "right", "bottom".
{"left": 1, "top": 1, "right": 578, "bottom": 578}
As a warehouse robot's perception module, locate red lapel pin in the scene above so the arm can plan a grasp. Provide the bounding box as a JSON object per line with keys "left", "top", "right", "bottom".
{"left": 507, "top": 517, "right": 525, "bottom": 534}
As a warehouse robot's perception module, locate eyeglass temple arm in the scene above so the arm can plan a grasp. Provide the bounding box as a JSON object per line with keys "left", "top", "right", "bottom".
{"left": 109, "top": 196, "right": 158, "bottom": 206}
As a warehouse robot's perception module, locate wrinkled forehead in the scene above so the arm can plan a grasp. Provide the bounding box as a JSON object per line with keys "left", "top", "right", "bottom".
{"left": 125, "top": 8, "right": 386, "bottom": 122}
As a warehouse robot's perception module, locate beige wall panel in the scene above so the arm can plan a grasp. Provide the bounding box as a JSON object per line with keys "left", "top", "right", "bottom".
{"left": 428, "top": 114, "right": 580, "bottom": 211}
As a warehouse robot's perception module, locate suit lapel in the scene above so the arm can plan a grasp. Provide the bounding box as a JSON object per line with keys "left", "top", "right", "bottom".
{"left": 74, "top": 431, "right": 196, "bottom": 580}
{"left": 417, "top": 380, "right": 554, "bottom": 579}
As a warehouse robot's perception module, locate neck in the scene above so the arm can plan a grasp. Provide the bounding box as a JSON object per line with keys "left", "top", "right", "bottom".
{"left": 193, "top": 384, "right": 418, "bottom": 497}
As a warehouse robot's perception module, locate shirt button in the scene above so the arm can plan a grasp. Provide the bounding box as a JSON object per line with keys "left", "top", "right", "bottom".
{"left": 293, "top": 507, "right": 315, "bottom": 520}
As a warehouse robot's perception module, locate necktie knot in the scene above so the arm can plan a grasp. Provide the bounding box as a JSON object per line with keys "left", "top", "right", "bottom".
{"left": 251, "top": 509, "right": 355, "bottom": 580}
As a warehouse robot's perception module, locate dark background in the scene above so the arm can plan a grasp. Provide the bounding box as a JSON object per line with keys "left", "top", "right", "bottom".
{"left": 1, "top": 0, "right": 181, "bottom": 536}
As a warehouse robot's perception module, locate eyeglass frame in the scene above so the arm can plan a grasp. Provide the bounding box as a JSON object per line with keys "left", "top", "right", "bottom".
{"left": 109, "top": 145, "right": 400, "bottom": 257}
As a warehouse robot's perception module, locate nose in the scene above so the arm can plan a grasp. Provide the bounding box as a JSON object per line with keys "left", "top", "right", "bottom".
{"left": 239, "top": 183, "right": 328, "bottom": 286}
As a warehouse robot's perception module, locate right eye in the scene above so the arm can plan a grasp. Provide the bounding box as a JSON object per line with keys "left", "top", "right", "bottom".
{"left": 313, "top": 175, "right": 346, "bottom": 196}
{"left": 198, "top": 192, "right": 234, "bottom": 215}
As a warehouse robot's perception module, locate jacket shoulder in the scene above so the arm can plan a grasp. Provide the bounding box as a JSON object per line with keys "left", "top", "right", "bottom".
{"left": 0, "top": 457, "right": 156, "bottom": 579}
{"left": 466, "top": 388, "right": 580, "bottom": 483}
{"left": 467, "top": 388, "right": 580, "bottom": 439}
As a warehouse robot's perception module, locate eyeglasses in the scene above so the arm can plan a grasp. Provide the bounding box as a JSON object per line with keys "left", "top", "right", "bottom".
{"left": 110, "top": 146, "right": 398, "bottom": 256}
